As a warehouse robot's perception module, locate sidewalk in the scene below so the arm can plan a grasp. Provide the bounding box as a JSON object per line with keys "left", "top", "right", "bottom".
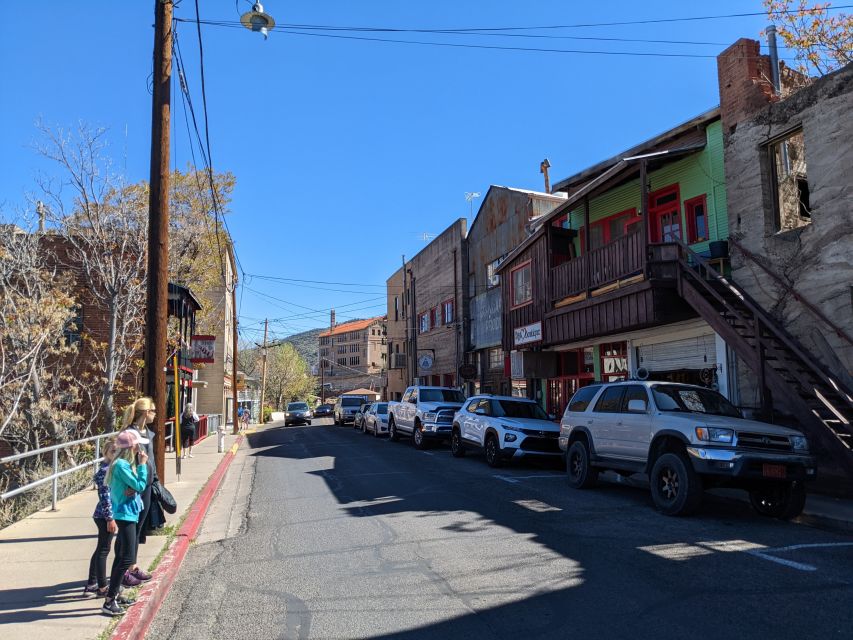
{"left": 0, "top": 428, "right": 246, "bottom": 640}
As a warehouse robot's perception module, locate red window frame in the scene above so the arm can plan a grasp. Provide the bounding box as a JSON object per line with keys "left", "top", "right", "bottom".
{"left": 648, "top": 184, "right": 682, "bottom": 243}
{"left": 579, "top": 207, "right": 641, "bottom": 253}
{"left": 418, "top": 312, "right": 429, "bottom": 334}
{"left": 431, "top": 374, "right": 441, "bottom": 386}
{"left": 509, "top": 260, "right": 533, "bottom": 309}
{"left": 443, "top": 373, "right": 454, "bottom": 387}
{"left": 684, "top": 194, "right": 709, "bottom": 244}
{"left": 442, "top": 299, "right": 455, "bottom": 325}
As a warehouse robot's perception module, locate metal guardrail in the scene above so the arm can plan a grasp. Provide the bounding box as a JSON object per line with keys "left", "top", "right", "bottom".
{"left": 1, "top": 414, "right": 224, "bottom": 510}
{"left": 1, "top": 433, "right": 114, "bottom": 510}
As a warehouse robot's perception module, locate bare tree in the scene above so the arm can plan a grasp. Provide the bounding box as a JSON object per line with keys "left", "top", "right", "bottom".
{"left": 35, "top": 122, "right": 148, "bottom": 430}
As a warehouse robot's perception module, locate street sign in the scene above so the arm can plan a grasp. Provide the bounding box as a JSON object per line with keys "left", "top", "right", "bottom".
{"left": 459, "top": 364, "right": 477, "bottom": 379}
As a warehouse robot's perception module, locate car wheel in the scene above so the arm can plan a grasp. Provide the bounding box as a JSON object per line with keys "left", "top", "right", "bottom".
{"left": 650, "top": 451, "right": 703, "bottom": 516}
{"left": 485, "top": 434, "right": 503, "bottom": 468}
{"left": 749, "top": 481, "right": 806, "bottom": 520}
{"left": 372, "top": 422, "right": 379, "bottom": 437}
{"left": 566, "top": 440, "right": 598, "bottom": 489}
{"left": 389, "top": 417, "right": 399, "bottom": 442}
{"left": 307, "top": 420, "right": 312, "bottom": 426}
{"left": 334, "top": 414, "right": 340, "bottom": 426}
{"left": 450, "top": 428, "right": 466, "bottom": 458}
{"left": 413, "top": 422, "right": 427, "bottom": 450}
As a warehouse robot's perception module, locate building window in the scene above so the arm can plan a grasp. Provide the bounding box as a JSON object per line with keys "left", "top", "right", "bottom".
{"left": 442, "top": 299, "right": 454, "bottom": 325}
{"left": 394, "top": 296, "right": 399, "bottom": 322}
{"left": 350, "top": 356, "right": 360, "bottom": 366}
{"left": 64, "top": 305, "right": 83, "bottom": 346}
{"left": 769, "top": 128, "right": 811, "bottom": 231}
{"left": 430, "top": 307, "right": 438, "bottom": 329}
{"left": 684, "top": 195, "right": 709, "bottom": 243}
{"left": 337, "top": 358, "right": 346, "bottom": 366}
{"left": 510, "top": 261, "right": 533, "bottom": 308}
{"left": 419, "top": 312, "right": 429, "bottom": 334}
{"left": 487, "top": 255, "right": 506, "bottom": 288}
{"left": 431, "top": 374, "right": 441, "bottom": 386}
{"left": 443, "top": 373, "right": 455, "bottom": 387}
{"left": 488, "top": 348, "right": 503, "bottom": 370}
{"left": 338, "top": 345, "right": 346, "bottom": 354}
{"left": 649, "top": 185, "right": 682, "bottom": 243}
{"left": 583, "top": 208, "right": 642, "bottom": 252}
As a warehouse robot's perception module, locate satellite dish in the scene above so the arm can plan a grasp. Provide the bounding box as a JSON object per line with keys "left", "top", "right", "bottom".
{"left": 636, "top": 367, "right": 649, "bottom": 380}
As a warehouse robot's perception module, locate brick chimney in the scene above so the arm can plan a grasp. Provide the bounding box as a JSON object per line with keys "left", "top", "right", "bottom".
{"left": 717, "top": 38, "right": 776, "bottom": 137}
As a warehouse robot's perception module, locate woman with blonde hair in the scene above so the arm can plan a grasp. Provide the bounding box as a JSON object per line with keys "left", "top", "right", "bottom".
{"left": 120, "top": 397, "right": 158, "bottom": 583}
{"left": 102, "top": 429, "right": 149, "bottom": 616}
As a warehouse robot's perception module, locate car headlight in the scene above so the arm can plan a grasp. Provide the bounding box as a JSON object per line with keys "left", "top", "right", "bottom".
{"left": 695, "top": 427, "right": 734, "bottom": 444}
{"left": 423, "top": 412, "right": 437, "bottom": 422}
{"left": 790, "top": 435, "right": 809, "bottom": 452}
{"left": 501, "top": 424, "right": 523, "bottom": 432}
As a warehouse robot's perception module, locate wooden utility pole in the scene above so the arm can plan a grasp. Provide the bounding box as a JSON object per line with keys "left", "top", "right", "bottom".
{"left": 232, "top": 278, "right": 240, "bottom": 434}
{"left": 258, "top": 318, "right": 269, "bottom": 426}
{"left": 144, "top": 0, "right": 173, "bottom": 482}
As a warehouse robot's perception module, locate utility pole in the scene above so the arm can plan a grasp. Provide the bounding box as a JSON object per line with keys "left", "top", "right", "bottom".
{"left": 232, "top": 276, "right": 239, "bottom": 434}
{"left": 258, "top": 318, "right": 269, "bottom": 427}
{"left": 144, "top": 0, "right": 173, "bottom": 482}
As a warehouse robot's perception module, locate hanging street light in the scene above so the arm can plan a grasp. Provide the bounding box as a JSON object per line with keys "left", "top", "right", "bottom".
{"left": 240, "top": 2, "right": 276, "bottom": 39}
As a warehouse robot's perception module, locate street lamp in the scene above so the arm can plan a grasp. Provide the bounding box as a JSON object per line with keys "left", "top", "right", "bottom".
{"left": 240, "top": 2, "right": 276, "bottom": 39}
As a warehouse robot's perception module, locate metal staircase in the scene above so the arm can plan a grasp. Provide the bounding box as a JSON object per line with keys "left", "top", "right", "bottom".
{"left": 673, "top": 243, "right": 853, "bottom": 478}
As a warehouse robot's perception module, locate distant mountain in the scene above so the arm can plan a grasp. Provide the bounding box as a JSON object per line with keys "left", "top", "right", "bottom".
{"left": 279, "top": 328, "right": 322, "bottom": 372}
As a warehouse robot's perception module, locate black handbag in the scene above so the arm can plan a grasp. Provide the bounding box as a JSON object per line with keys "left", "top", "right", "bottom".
{"left": 152, "top": 480, "right": 178, "bottom": 515}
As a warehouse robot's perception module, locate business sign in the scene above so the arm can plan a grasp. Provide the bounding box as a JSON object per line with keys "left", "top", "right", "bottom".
{"left": 513, "top": 322, "right": 542, "bottom": 346}
{"left": 417, "top": 353, "right": 434, "bottom": 371}
{"left": 190, "top": 335, "right": 216, "bottom": 364}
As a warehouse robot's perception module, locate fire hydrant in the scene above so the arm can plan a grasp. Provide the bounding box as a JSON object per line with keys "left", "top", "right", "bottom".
{"left": 217, "top": 425, "right": 226, "bottom": 453}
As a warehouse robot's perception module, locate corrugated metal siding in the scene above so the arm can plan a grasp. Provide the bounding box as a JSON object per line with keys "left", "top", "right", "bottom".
{"left": 563, "top": 120, "right": 728, "bottom": 254}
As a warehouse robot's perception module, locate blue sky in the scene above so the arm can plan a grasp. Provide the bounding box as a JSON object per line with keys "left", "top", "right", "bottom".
{"left": 1, "top": 1, "right": 782, "bottom": 344}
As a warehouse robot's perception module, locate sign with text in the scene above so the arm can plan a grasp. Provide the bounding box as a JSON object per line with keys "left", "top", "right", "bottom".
{"left": 190, "top": 335, "right": 216, "bottom": 364}
{"left": 513, "top": 322, "right": 542, "bottom": 346}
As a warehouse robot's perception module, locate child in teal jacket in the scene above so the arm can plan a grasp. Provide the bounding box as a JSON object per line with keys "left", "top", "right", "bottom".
{"left": 102, "top": 430, "right": 149, "bottom": 616}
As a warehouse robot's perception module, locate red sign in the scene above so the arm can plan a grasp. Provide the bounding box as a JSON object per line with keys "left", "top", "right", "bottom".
{"left": 190, "top": 335, "right": 216, "bottom": 364}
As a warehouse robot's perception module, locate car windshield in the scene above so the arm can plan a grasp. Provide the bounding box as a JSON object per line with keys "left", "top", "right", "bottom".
{"left": 491, "top": 399, "right": 549, "bottom": 420}
{"left": 288, "top": 403, "right": 308, "bottom": 410}
{"left": 651, "top": 385, "right": 741, "bottom": 418}
{"left": 376, "top": 404, "right": 388, "bottom": 414}
{"left": 342, "top": 397, "right": 363, "bottom": 407}
{"left": 420, "top": 389, "right": 465, "bottom": 403}
{"left": 318, "top": 405, "right": 331, "bottom": 410}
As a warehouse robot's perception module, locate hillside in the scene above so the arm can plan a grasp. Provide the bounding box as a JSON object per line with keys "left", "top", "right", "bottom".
{"left": 279, "top": 328, "right": 322, "bottom": 372}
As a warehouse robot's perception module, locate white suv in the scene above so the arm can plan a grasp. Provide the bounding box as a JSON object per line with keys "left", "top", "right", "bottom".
{"left": 451, "top": 395, "right": 560, "bottom": 467}
{"left": 560, "top": 381, "right": 817, "bottom": 517}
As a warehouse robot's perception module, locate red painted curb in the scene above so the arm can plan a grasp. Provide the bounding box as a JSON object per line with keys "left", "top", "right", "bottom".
{"left": 111, "top": 434, "right": 245, "bottom": 640}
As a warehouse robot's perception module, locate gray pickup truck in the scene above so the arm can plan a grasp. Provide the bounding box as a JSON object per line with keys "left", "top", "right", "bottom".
{"left": 560, "top": 381, "right": 817, "bottom": 518}
{"left": 387, "top": 386, "right": 466, "bottom": 449}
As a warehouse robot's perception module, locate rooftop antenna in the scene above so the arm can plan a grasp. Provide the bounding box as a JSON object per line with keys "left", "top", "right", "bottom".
{"left": 465, "top": 191, "right": 481, "bottom": 219}
{"left": 421, "top": 232, "right": 437, "bottom": 242}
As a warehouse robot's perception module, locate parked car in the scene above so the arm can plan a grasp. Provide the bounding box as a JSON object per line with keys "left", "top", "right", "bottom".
{"left": 451, "top": 395, "right": 560, "bottom": 467}
{"left": 334, "top": 395, "right": 367, "bottom": 425}
{"left": 387, "top": 386, "right": 466, "bottom": 449}
{"left": 363, "top": 402, "right": 389, "bottom": 437}
{"left": 560, "top": 381, "right": 817, "bottom": 518}
{"left": 313, "top": 404, "right": 333, "bottom": 418}
{"left": 353, "top": 401, "right": 373, "bottom": 431}
{"left": 285, "top": 401, "right": 313, "bottom": 426}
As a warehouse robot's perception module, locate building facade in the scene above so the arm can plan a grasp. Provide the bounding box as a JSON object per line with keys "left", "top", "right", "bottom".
{"left": 318, "top": 316, "right": 387, "bottom": 396}
{"left": 386, "top": 219, "right": 467, "bottom": 401}
{"left": 466, "top": 186, "right": 567, "bottom": 397}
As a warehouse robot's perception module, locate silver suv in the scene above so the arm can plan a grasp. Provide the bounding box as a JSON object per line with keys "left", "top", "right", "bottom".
{"left": 559, "top": 381, "right": 817, "bottom": 518}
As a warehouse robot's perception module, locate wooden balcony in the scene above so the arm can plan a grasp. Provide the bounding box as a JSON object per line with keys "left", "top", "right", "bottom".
{"left": 550, "top": 229, "right": 644, "bottom": 303}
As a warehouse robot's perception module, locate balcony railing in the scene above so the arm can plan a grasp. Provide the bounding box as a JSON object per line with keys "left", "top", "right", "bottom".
{"left": 550, "top": 229, "right": 644, "bottom": 302}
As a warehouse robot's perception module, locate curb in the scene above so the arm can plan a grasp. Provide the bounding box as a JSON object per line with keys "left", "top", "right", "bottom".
{"left": 111, "top": 434, "right": 245, "bottom": 640}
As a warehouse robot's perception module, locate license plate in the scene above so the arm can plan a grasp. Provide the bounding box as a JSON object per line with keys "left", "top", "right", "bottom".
{"left": 762, "top": 463, "right": 787, "bottom": 479}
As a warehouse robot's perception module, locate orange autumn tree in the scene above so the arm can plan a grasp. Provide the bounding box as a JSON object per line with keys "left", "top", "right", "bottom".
{"left": 765, "top": 1, "right": 853, "bottom": 75}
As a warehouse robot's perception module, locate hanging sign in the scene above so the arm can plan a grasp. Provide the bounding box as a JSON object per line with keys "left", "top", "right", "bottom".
{"left": 190, "top": 335, "right": 216, "bottom": 364}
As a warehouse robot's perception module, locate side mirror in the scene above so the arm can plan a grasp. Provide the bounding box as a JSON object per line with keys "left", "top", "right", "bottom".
{"left": 548, "top": 413, "right": 557, "bottom": 421}
{"left": 627, "top": 399, "right": 647, "bottom": 413}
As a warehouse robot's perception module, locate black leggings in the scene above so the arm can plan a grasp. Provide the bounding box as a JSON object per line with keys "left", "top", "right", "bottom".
{"left": 88, "top": 518, "right": 114, "bottom": 588}
{"left": 137, "top": 484, "right": 153, "bottom": 544}
{"left": 107, "top": 520, "right": 138, "bottom": 599}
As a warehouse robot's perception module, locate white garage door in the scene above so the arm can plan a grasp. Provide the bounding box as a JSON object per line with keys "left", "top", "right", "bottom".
{"left": 637, "top": 334, "right": 716, "bottom": 371}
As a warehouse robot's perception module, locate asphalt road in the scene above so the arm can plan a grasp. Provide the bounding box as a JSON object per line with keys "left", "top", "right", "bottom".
{"left": 148, "top": 418, "right": 853, "bottom": 640}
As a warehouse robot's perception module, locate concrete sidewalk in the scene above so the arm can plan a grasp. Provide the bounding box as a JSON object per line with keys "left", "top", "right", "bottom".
{"left": 0, "top": 429, "right": 246, "bottom": 640}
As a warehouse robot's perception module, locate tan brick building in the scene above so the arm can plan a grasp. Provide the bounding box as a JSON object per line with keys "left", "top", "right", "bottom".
{"left": 318, "top": 316, "right": 387, "bottom": 396}
{"left": 386, "top": 218, "right": 467, "bottom": 401}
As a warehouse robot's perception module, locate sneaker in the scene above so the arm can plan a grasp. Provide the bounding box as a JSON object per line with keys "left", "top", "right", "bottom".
{"left": 83, "top": 582, "right": 99, "bottom": 596}
{"left": 188, "top": 453, "right": 194, "bottom": 458}
{"left": 102, "top": 599, "right": 126, "bottom": 617}
{"left": 116, "top": 594, "right": 137, "bottom": 606}
{"left": 130, "top": 567, "right": 152, "bottom": 582}
{"left": 121, "top": 571, "right": 142, "bottom": 588}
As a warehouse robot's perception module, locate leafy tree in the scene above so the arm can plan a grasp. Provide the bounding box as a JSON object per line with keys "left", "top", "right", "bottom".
{"left": 263, "top": 344, "right": 314, "bottom": 410}
{"left": 765, "top": 1, "right": 853, "bottom": 75}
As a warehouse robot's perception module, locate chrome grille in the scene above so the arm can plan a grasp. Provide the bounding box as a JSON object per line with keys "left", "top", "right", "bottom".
{"left": 436, "top": 410, "right": 455, "bottom": 424}
{"left": 736, "top": 431, "right": 792, "bottom": 452}
{"left": 521, "top": 428, "right": 559, "bottom": 439}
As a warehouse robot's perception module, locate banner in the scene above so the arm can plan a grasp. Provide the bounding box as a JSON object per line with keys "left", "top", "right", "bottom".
{"left": 190, "top": 335, "right": 216, "bottom": 364}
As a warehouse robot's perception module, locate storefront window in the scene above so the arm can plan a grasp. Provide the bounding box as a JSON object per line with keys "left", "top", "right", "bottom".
{"left": 547, "top": 348, "right": 597, "bottom": 416}
{"left": 511, "top": 380, "right": 527, "bottom": 398}
{"left": 600, "top": 341, "right": 628, "bottom": 381}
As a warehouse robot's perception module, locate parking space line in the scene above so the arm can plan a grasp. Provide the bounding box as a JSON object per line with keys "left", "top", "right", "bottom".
{"left": 746, "top": 550, "right": 817, "bottom": 572}
{"left": 495, "top": 474, "right": 564, "bottom": 484}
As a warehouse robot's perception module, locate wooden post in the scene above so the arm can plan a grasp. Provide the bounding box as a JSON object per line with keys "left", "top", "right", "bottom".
{"left": 232, "top": 276, "right": 240, "bottom": 434}
{"left": 144, "top": 0, "right": 173, "bottom": 482}
{"left": 640, "top": 159, "right": 650, "bottom": 277}
{"left": 173, "top": 353, "right": 182, "bottom": 479}
{"left": 583, "top": 196, "right": 591, "bottom": 297}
